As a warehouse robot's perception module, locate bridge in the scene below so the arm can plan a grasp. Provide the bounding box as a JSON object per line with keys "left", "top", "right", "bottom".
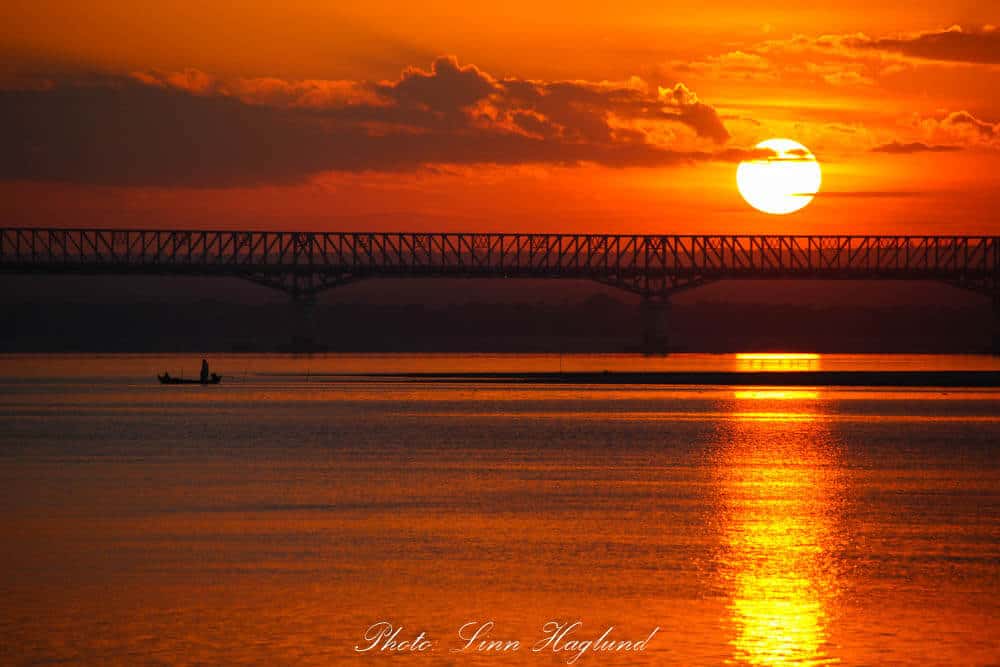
{"left": 3, "top": 228, "right": 999, "bottom": 350}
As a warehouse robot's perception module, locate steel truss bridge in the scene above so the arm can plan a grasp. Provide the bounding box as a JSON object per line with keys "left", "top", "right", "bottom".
{"left": 3, "top": 228, "right": 998, "bottom": 298}
{"left": 3, "top": 228, "right": 999, "bottom": 349}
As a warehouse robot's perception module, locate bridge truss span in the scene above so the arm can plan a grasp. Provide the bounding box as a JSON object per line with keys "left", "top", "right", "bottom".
{"left": 1, "top": 228, "right": 998, "bottom": 299}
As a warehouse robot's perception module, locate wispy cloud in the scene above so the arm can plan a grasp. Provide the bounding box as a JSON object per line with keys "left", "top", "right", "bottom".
{"left": 804, "top": 190, "right": 924, "bottom": 197}
{"left": 871, "top": 141, "right": 962, "bottom": 154}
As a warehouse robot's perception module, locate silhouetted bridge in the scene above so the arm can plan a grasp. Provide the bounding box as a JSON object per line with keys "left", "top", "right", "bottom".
{"left": 4, "top": 228, "right": 999, "bottom": 349}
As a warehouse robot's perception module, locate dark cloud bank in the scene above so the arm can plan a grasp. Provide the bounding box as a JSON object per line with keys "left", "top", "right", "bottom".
{"left": 859, "top": 27, "right": 1000, "bottom": 65}
{"left": 0, "top": 57, "right": 763, "bottom": 188}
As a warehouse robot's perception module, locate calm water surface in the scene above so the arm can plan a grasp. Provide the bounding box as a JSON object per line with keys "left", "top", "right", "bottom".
{"left": 1, "top": 354, "right": 998, "bottom": 665}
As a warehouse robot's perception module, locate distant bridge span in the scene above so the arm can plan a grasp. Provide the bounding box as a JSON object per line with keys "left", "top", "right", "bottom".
{"left": 3, "top": 228, "right": 998, "bottom": 298}
{"left": 4, "top": 228, "right": 999, "bottom": 349}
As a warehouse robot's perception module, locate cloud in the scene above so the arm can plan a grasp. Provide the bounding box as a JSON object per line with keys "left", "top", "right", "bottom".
{"left": 858, "top": 26, "right": 1000, "bottom": 65}
{"left": 941, "top": 110, "right": 997, "bottom": 137}
{"left": 866, "top": 110, "right": 1000, "bottom": 156}
{"left": 816, "top": 69, "right": 875, "bottom": 86}
{"left": 130, "top": 58, "right": 734, "bottom": 145}
{"left": 905, "top": 110, "right": 1000, "bottom": 148}
{"left": 376, "top": 56, "right": 495, "bottom": 116}
{"left": 133, "top": 69, "right": 378, "bottom": 108}
{"left": 671, "top": 24, "right": 1000, "bottom": 99}
{"left": 0, "top": 57, "right": 744, "bottom": 187}
{"left": 807, "top": 190, "right": 922, "bottom": 198}
{"left": 671, "top": 31, "right": 896, "bottom": 92}
{"left": 871, "top": 141, "right": 962, "bottom": 154}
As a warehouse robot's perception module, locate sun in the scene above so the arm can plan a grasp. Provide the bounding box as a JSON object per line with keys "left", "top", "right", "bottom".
{"left": 737, "top": 138, "right": 822, "bottom": 215}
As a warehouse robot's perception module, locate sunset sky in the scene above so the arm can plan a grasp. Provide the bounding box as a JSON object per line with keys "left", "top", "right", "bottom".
{"left": 2, "top": 1, "right": 999, "bottom": 235}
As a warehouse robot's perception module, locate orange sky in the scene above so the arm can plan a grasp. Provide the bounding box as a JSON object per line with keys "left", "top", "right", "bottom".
{"left": 1, "top": 1, "right": 999, "bottom": 234}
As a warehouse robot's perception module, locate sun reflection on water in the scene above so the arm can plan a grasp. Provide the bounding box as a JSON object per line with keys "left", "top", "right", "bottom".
{"left": 714, "top": 389, "right": 845, "bottom": 666}
{"left": 736, "top": 353, "right": 822, "bottom": 372}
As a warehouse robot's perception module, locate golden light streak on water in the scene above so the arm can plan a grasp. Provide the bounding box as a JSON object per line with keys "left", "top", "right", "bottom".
{"left": 735, "top": 354, "right": 822, "bottom": 360}
{"left": 714, "top": 391, "right": 845, "bottom": 666}
{"left": 733, "top": 390, "right": 820, "bottom": 400}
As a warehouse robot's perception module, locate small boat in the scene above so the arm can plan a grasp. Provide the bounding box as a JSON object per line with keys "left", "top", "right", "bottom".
{"left": 158, "top": 373, "right": 221, "bottom": 385}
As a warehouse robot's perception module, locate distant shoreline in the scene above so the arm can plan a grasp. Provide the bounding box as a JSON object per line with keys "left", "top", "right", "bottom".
{"left": 3, "top": 296, "right": 995, "bottom": 355}
{"left": 296, "top": 370, "right": 1000, "bottom": 387}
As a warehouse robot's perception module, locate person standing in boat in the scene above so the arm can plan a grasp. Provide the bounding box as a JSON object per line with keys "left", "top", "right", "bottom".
{"left": 200, "top": 359, "right": 210, "bottom": 383}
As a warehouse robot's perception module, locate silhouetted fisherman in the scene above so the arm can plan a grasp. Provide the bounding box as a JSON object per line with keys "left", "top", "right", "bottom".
{"left": 200, "top": 359, "right": 210, "bottom": 383}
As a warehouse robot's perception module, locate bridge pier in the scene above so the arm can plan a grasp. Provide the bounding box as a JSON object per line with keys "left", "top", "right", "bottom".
{"left": 640, "top": 297, "right": 671, "bottom": 354}
{"left": 285, "top": 293, "right": 326, "bottom": 353}
{"left": 993, "top": 294, "right": 1000, "bottom": 355}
